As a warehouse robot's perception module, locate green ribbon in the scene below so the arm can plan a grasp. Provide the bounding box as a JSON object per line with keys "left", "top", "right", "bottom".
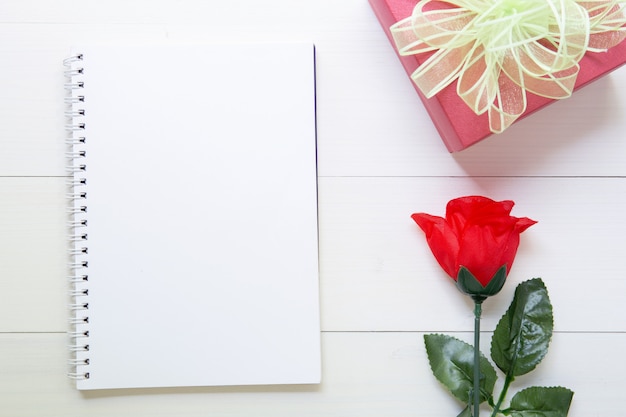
{"left": 391, "top": 0, "right": 626, "bottom": 133}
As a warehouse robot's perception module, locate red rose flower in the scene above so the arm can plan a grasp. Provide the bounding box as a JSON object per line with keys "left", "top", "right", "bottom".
{"left": 412, "top": 196, "right": 536, "bottom": 290}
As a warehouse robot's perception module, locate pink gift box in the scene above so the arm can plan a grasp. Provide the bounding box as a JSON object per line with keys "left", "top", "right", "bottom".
{"left": 369, "top": 0, "right": 626, "bottom": 152}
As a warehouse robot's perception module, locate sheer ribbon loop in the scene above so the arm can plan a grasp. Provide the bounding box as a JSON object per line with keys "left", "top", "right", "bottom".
{"left": 390, "top": 0, "right": 626, "bottom": 133}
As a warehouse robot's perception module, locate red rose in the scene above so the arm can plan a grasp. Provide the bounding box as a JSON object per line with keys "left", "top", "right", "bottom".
{"left": 412, "top": 196, "right": 536, "bottom": 290}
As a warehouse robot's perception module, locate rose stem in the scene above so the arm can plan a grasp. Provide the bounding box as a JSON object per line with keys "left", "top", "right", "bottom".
{"left": 473, "top": 300, "right": 482, "bottom": 417}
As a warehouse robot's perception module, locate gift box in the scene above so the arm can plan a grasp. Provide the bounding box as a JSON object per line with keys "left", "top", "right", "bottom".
{"left": 369, "top": 0, "right": 626, "bottom": 152}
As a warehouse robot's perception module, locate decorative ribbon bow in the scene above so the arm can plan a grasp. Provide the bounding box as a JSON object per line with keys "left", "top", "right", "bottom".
{"left": 391, "top": 0, "right": 626, "bottom": 133}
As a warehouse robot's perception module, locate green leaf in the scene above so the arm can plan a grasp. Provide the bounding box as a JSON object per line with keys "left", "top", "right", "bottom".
{"left": 424, "top": 334, "right": 496, "bottom": 405}
{"left": 482, "top": 266, "right": 507, "bottom": 296}
{"left": 508, "top": 386, "right": 574, "bottom": 417}
{"left": 456, "top": 266, "right": 507, "bottom": 301}
{"left": 456, "top": 267, "right": 487, "bottom": 297}
{"left": 491, "top": 278, "right": 553, "bottom": 377}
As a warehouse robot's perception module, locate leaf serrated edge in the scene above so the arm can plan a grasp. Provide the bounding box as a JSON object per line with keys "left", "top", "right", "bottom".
{"left": 490, "top": 277, "right": 554, "bottom": 376}
{"left": 515, "top": 385, "right": 574, "bottom": 394}
{"left": 509, "top": 385, "right": 575, "bottom": 415}
{"left": 518, "top": 278, "right": 555, "bottom": 373}
{"left": 424, "top": 333, "right": 497, "bottom": 405}
{"left": 423, "top": 333, "right": 458, "bottom": 376}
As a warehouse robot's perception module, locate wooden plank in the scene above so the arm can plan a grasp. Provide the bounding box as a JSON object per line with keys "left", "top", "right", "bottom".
{"left": 0, "top": 331, "right": 621, "bottom": 417}
{"left": 319, "top": 176, "right": 626, "bottom": 332}
{"left": 0, "top": 178, "right": 67, "bottom": 332}
{"left": 0, "top": 7, "right": 625, "bottom": 176}
{"left": 0, "top": 24, "right": 167, "bottom": 176}
{"left": 0, "top": 1, "right": 335, "bottom": 25}
{"left": 2, "top": 176, "right": 624, "bottom": 333}
{"left": 318, "top": 69, "right": 626, "bottom": 177}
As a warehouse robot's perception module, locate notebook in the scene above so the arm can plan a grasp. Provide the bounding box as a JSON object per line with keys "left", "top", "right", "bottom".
{"left": 64, "top": 43, "right": 320, "bottom": 390}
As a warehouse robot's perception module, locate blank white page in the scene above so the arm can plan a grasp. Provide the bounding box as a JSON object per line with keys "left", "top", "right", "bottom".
{"left": 66, "top": 43, "right": 320, "bottom": 390}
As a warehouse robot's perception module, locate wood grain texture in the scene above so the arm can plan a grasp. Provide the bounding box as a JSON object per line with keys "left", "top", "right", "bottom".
{"left": 0, "top": 0, "right": 624, "bottom": 415}
{"left": 0, "top": 332, "right": 622, "bottom": 417}
{"left": 318, "top": 176, "right": 626, "bottom": 333}
{"left": 0, "top": 178, "right": 67, "bottom": 332}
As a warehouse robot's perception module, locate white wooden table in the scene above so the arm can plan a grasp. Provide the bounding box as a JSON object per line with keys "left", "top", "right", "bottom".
{"left": 1, "top": 1, "right": 625, "bottom": 415}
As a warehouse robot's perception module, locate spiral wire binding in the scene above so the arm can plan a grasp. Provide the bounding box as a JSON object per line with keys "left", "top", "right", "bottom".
{"left": 64, "top": 53, "right": 90, "bottom": 382}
